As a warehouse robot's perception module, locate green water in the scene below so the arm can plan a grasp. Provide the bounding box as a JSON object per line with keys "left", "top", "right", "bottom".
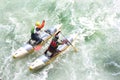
{"left": 0, "top": 0, "right": 120, "bottom": 80}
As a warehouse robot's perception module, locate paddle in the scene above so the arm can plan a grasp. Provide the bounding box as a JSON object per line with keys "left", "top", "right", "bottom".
{"left": 34, "top": 45, "right": 42, "bottom": 51}
{"left": 60, "top": 32, "right": 78, "bottom": 52}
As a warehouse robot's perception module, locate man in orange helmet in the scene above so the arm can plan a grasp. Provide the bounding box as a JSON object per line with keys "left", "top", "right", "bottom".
{"left": 30, "top": 20, "right": 45, "bottom": 46}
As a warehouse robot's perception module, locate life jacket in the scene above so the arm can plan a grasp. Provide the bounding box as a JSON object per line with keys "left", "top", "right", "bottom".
{"left": 48, "top": 40, "right": 58, "bottom": 52}
{"left": 31, "top": 27, "right": 41, "bottom": 36}
{"left": 31, "top": 26, "right": 40, "bottom": 34}
{"left": 34, "top": 27, "right": 41, "bottom": 34}
{"left": 31, "top": 27, "right": 41, "bottom": 42}
{"left": 51, "top": 41, "right": 58, "bottom": 48}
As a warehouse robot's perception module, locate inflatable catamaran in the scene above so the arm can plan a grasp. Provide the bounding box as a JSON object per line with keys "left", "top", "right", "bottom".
{"left": 12, "top": 24, "right": 61, "bottom": 58}
{"left": 29, "top": 33, "right": 78, "bottom": 70}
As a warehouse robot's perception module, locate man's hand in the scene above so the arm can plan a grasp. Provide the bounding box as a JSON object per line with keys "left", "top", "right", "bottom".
{"left": 43, "top": 20, "right": 45, "bottom": 23}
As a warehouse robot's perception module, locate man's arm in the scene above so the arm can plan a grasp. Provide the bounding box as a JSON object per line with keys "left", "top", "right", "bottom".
{"left": 40, "top": 20, "right": 45, "bottom": 29}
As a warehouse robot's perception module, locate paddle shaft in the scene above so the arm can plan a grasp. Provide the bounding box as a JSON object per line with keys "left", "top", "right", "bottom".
{"left": 60, "top": 32, "right": 77, "bottom": 52}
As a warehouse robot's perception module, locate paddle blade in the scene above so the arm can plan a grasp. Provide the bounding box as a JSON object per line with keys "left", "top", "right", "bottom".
{"left": 34, "top": 45, "right": 42, "bottom": 51}
{"left": 72, "top": 46, "right": 78, "bottom": 52}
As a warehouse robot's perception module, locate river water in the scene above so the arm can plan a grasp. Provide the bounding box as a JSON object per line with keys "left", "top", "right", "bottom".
{"left": 0, "top": 0, "right": 120, "bottom": 80}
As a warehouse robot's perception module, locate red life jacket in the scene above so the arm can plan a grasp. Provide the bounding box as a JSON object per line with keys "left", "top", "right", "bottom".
{"left": 50, "top": 41, "right": 58, "bottom": 48}
{"left": 48, "top": 40, "right": 58, "bottom": 53}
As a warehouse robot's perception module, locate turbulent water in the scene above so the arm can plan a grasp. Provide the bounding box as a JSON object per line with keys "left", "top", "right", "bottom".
{"left": 0, "top": 0, "right": 120, "bottom": 80}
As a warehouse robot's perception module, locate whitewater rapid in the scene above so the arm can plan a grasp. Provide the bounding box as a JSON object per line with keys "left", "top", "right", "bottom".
{"left": 0, "top": 0, "right": 120, "bottom": 80}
